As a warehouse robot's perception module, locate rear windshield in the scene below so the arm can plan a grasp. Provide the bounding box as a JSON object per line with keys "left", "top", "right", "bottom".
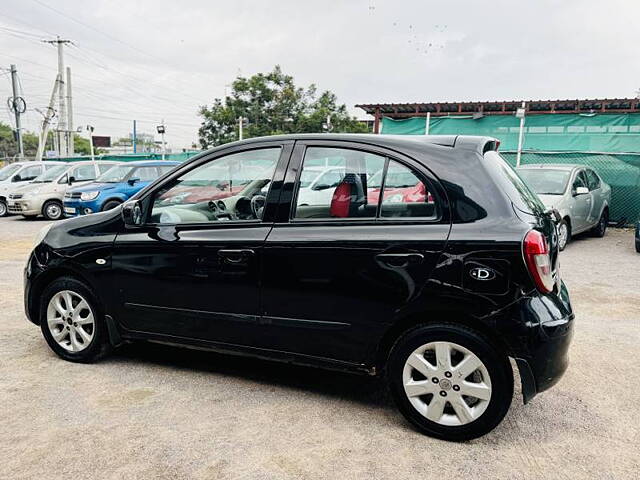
{"left": 484, "top": 151, "right": 545, "bottom": 215}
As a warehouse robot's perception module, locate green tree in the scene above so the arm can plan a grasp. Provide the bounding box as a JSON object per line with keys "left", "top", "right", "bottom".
{"left": 198, "top": 66, "right": 368, "bottom": 148}
{"left": 0, "top": 122, "right": 40, "bottom": 158}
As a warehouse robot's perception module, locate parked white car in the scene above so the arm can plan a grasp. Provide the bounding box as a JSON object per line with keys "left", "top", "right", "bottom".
{"left": 0, "top": 161, "right": 66, "bottom": 217}
{"left": 517, "top": 164, "right": 611, "bottom": 250}
{"left": 296, "top": 166, "right": 345, "bottom": 206}
{"left": 8, "top": 161, "right": 121, "bottom": 220}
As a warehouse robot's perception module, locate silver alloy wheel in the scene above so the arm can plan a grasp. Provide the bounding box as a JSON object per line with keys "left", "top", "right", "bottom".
{"left": 45, "top": 202, "right": 62, "bottom": 220}
{"left": 0, "top": 201, "right": 6, "bottom": 216}
{"left": 558, "top": 222, "right": 568, "bottom": 250}
{"left": 402, "top": 341, "right": 492, "bottom": 426}
{"left": 46, "top": 290, "right": 95, "bottom": 352}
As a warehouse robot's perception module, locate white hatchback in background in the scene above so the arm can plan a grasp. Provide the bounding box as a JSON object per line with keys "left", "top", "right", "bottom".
{"left": 296, "top": 166, "right": 346, "bottom": 206}
{"left": 7, "top": 161, "right": 120, "bottom": 220}
{"left": 0, "top": 161, "right": 66, "bottom": 217}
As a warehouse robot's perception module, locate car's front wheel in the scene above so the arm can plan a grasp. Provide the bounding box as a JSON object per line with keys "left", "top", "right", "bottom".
{"left": 40, "top": 277, "right": 112, "bottom": 362}
{"left": 42, "top": 200, "right": 63, "bottom": 220}
{"left": 0, "top": 200, "right": 7, "bottom": 217}
{"left": 387, "top": 324, "right": 513, "bottom": 441}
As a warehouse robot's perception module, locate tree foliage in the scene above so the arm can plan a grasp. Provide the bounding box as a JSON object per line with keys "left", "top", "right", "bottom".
{"left": 198, "top": 66, "right": 368, "bottom": 148}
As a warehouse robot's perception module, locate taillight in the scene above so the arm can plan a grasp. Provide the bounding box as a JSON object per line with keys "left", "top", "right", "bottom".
{"left": 523, "top": 230, "right": 554, "bottom": 293}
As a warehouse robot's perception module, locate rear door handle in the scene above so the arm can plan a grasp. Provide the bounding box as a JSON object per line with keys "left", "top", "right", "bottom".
{"left": 375, "top": 253, "right": 424, "bottom": 267}
{"left": 218, "top": 249, "right": 255, "bottom": 264}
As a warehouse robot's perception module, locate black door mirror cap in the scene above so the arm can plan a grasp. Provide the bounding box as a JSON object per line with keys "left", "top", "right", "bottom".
{"left": 68, "top": 176, "right": 76, "bottom": 185}
{"left": 128, "top": 177, "right": 140, "bottom": 186}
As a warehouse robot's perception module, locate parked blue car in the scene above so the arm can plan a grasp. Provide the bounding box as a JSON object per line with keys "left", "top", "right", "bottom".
{"left": 63, "top": 160, "right": 179, "bottom": 216}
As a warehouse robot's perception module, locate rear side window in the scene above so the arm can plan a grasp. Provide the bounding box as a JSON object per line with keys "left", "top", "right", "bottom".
{"left": 573, "top": 171, "right": 588, "bottom": 190}
{"left": 484, "top": 151, "right": 545, "bottom": 215}
{"left": 293, "top": 147, "right": 437, "bottom": 220}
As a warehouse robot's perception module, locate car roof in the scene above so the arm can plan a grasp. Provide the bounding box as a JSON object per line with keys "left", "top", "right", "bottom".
{"left": 198, "top": 134, "right": 499, "bottom": 154}
{"left": 123, "top": 160, "right": 180, "bottom": 166}
{"left": 517, "top": 164, "right": 583, "bottom": 171}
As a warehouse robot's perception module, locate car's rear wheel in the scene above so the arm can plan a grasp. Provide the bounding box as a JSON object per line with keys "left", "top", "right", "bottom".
{"left": 387, "top": 323, "right": 513, "bottom": 441}
{"left": 591, "top": 210, "right": 608, "bottom": 237}
{"left": 42, "top": 200, "right": 63, "bottom": 220}
{"left": 0, "top": 200, "right": 7, "bottom": 217}
{"left": 558, "top": 219, "right": 570, "bottom": 251}
{"left": 102, "top": 200, "right": 122, "bottom": 212}
{"left": 40, "top": 277, "right": 111, "bottom": 363}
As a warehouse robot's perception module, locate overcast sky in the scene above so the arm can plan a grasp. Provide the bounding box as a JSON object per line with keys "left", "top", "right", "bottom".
{"left": 1, "top": 0, "right": 639, "bottom": 150}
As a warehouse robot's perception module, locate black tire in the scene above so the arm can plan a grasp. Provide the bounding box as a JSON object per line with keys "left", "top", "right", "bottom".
{"left": 102, "top": 200, "right": 122, "bottom": 212}
{"left": 591, "top": 209, "right": 608, "bottom": 237}
{"left": 635, "top": 239, "right": 640, "bottom": 253}
{"left": 39, "top": 276, "right": 112, "bottom": 363}
{"left": 42, "top": 199, "right": 63, "bottom": 220}
{"left": 387, "top": 323, "right": 513, "bottom": 441}
{"left": 558, "top": 219, "right": 571, "bottom": 251}
{"left": 0, "top": 200, "right": 7, "bottom": 217}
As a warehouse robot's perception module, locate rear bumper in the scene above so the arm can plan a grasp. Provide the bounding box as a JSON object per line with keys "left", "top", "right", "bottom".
{"left": 513, "top": 281, "right": 574, "bottom": 403}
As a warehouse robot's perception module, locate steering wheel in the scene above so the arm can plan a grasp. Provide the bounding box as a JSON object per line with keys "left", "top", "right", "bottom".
{"left": 250, "top": 195, "right": 266, "bottom": 219}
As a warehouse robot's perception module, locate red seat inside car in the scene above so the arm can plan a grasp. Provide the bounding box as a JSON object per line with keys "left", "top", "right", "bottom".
{"left": 330, "top": 173, "right": 364, "bottom": 218}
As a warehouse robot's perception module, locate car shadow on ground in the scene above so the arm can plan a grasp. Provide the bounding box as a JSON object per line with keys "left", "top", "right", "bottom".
{"left": 111, "top": 341, "right": 392, "bottom": 409}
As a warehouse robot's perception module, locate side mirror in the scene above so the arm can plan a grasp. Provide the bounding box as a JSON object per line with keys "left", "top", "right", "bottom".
{"left": 127, "top": 177, "right": 140, "bottom": 186}
{"left": 68, "top": 176, "right": 76, "bottom": 185}
{"left": 122, "top": 201, "right": 143, "bottom": 226}
{"left": 12, "top": 174, "right": 21, "bottom": 183}
{"left": 574, "top": 186, "right": 589, "bottom": 196}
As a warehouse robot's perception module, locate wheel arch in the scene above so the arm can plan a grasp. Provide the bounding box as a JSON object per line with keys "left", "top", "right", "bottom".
{"left": 373, "top": 310, "right": 512, "bottom": 372}
{"left": 100, "top": 197, "right": 124, "bottom": 211}
{"left": 29, "top": 266, "right": 96, "bottom": 325}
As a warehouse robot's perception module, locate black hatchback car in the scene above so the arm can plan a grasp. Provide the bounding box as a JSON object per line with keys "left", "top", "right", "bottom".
{"left": 25, "top": 134, "right": 574, "bottom": 440}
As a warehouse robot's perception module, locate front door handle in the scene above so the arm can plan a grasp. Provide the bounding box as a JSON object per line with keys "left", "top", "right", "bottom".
{"left": 218, "top": 249, "right": 255, "bottom": 264}
{"left": 375, "top": 252, "right": 424, "bottom": 268}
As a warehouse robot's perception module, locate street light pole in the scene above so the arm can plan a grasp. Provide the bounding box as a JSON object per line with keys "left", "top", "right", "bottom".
{"left": 87, "top": 125, "right": 95, "bottom": 162}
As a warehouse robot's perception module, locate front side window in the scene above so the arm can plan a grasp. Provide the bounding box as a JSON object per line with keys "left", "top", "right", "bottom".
{"left": 585, "top": 169, "right": 601, "bottom": 190}
{"left": 573, "top": 171, "right": 588, "bottom": 190}
{"left": 293, "top": 147, "right": 437, "bottom": 220}
{"left": 150, "top": 148, "right": 280, "bottom": 224}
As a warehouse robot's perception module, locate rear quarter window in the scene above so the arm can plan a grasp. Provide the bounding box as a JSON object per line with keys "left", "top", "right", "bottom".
{"left": 483, "top": 151, "right": 545, "bottom": 215}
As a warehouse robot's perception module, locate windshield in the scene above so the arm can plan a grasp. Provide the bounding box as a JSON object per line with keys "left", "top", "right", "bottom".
{"left": 0, "top": 164, "right": 21, "bottom": 181}
{"left": 97, "top": 164, "right": 134, "bottom": 183}
{"left": 32, "top": 164, "right": 69, "bottom": 183}
{"left": 517, "top": 169, "right": 571, "bottom": 195}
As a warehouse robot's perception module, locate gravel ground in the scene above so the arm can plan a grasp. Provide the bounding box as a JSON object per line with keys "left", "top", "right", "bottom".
{"left": 0, "top": 215, "right": 638, "bottom": 480}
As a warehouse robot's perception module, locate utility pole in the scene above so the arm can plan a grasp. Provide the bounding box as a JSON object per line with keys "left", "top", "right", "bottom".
{"left": 133, "top": 120, "right": 137, "bottom": 154}
{"left": 36, "top": 74, "right": 61, "bottom": 161}
{"left": 425, "top": 112, "right": 431, "bottom": 135}
{"left": 66, "top": 67, "right": 74, "bottom": 155}
{"left": 516, "top": 101, "right": 526, "bottom": 167}
{"left": 9, "top": 64, "right": 25, "bottom": 159}
{"left": 43, "top": 37, "right": 72, "bottom": 157}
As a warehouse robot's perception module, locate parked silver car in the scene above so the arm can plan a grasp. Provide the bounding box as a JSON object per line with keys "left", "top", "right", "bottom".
{"left": 517, "top": 164, "right": 610, "bottom": 250}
